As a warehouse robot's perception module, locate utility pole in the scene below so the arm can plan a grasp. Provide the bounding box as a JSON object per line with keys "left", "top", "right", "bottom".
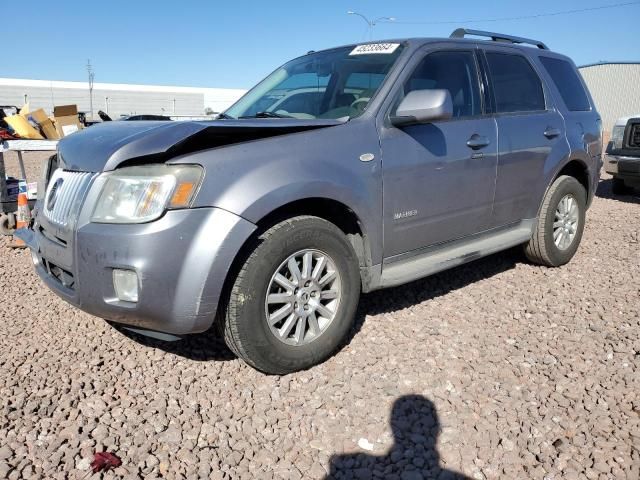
{"left": 87, "top": 59, "right": 95, "bottom": 120}
{"left": 50, "top": 82, "right": 55, "bottom": 112}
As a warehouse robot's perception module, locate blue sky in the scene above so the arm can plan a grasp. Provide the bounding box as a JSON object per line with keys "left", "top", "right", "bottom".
{"left": 9, "top": 0, "right": 639, "bottom": 89}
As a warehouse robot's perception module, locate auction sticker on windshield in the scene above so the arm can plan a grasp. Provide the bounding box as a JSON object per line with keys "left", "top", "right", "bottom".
{"left": 350, "top": 43, "right": 400, "bottom": 55}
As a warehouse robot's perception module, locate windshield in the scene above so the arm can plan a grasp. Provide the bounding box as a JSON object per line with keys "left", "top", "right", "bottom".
{"left": 225, "top": 43, "right": 405, "bottom": 120}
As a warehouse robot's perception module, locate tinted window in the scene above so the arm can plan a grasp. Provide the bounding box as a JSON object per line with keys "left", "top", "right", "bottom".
{"left": 486, "top": 53, "right": 545, "bottom": 113}
{"left": 279, "top": 73, "right": 330, "bottom": 89}
{"left": 346, "top": 72, "right": 386, "bottom": 91}
{"left": 403, "top": 51, "right": 481, "bottom": 118}
{"left": 539, "top": 56, "right": 590, "bottom": 111}
{"left": 276, "top": 92, "right": 324, "bottom": 116}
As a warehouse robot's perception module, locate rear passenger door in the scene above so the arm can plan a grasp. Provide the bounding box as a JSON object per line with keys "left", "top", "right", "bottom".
{"left": 481, "top": 47, "right": 566, "bottom": 227}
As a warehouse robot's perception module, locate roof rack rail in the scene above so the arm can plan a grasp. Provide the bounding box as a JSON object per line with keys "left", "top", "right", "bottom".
{"left": 450, "top": 28, "right": 549, "bottom": 50}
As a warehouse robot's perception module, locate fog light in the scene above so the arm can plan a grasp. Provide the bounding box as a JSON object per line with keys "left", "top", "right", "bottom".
{"left": 113, "top": 269, "right": 139, "bottom": 302}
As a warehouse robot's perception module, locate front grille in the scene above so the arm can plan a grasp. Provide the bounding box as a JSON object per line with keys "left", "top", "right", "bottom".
{"left": 630, "top": 124, "right": 640, "bottom": 148}
{"left": 42, "top": 169, "right": 94, "bottom": 227}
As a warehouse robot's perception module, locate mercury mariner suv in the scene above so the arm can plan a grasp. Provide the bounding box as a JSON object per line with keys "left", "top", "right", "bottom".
{"left": 19, "top": 29, "right": 602, "bottom": 374}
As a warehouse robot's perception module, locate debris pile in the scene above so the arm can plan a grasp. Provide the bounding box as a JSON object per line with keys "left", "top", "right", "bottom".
{"left": 0, "top": 104, "right": 83, "bottom": 140}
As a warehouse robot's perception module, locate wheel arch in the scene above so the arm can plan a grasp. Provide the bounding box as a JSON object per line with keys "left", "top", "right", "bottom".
{"left": 218, "top": 197, "right": 374, "bottom": 318}
{"left": 538, "top": 157, "right": 591, "bottom": 216}
{"left": 554, "top": 158, "right": 590, "bottom": 197}
{"left": 254, "top": 197, "right": 373, "bottom": 272}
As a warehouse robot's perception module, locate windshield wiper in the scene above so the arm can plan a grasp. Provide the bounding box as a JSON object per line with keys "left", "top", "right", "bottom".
{"left": 239, "top": 111, "right": 294, "bottom": 119}
{"left": 217, "top": 112, "right": 234, "bottom": 119}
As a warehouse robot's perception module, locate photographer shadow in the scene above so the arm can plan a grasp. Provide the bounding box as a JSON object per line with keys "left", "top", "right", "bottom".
{"left": 325, "top": 395, "right": 471, "bottom": 480}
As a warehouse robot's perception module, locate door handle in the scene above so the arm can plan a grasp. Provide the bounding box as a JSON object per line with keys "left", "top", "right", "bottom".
{"left": 467, "top": 134, "right": 490, "bottom": 150}
{"left": 544, "top": 127, "right": 561, "bottom": 139}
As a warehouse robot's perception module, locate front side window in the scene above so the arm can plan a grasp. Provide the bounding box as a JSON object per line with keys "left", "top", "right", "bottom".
{"left": 539, "top": 56, "right": 590, "bottom": 112}
{"left": 402, "top": 51, "right": 481, "bottom": 118}
{"left": 486, "top": 53, "right": 546, "bottom": 113}
{"left": 225, "top": 44, "right": 405, "bottom": 120}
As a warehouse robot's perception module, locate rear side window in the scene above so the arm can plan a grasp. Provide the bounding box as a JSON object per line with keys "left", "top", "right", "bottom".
{"left": 539, "top": 56, "right": 591, "bottom": 111}
{"left": 486, "top": 53, "right": 546, "bottom": 113}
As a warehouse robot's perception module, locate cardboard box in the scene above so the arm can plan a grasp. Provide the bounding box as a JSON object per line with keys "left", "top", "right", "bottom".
{"left": 3, "top": 114, "right": 44, "bottom": 139}
{"left": 39, "top": 119, "right": 59, "bottom": 139}
{"left": 53, "top": 105, "right": 82, "bottom": 137}
{"left": 28, "top": 108, "right": 48, "bottom": 123}
{"left": 53, "top": 105, "right": 78, "bottom": 117}
{"left": 27, "top": 108, "right": 59, "bottom": 140}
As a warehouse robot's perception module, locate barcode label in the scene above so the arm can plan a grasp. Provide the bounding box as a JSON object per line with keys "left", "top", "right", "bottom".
{"left": 350, "top": 43, "right": 400, "bottom": 55}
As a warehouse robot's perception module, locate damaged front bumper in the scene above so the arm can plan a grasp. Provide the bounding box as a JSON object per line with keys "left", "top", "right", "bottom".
{"left": 17, "top": 207, "right": 256, "bottom": 336}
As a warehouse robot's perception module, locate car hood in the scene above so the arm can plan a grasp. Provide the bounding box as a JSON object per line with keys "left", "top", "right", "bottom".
{"left": 56, "top": 118, "right": 346, "bottom": 172}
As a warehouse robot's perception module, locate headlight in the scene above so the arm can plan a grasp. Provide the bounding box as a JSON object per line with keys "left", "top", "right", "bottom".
{"left": 91, "top": 164, "right": 203, "bottom": 224}
{"left": 611, "top": 126, "right": 625, "bottom": 150}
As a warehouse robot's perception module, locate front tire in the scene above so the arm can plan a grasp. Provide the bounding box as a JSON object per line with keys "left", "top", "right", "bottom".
{"left": 219, "top": 216, "right": 361, "bottom": 374}
{"left": 525, "top": 175, "right": 587, "bottom": 267}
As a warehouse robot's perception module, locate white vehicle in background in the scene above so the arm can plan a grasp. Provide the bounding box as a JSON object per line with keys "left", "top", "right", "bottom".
{"left": 605, "top": 115, "right": 640, "bottom": 194}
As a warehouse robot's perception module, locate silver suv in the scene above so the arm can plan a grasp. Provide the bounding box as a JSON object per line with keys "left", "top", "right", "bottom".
{"left": 20, "top": 29, "right": 602, "bottom": 374}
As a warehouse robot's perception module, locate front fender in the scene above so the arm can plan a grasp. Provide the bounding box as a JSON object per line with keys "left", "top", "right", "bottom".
{"left": 174, "top": 121, "right": 384, "bottom": 263}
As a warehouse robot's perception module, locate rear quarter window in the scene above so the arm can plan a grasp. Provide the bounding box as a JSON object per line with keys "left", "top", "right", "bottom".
{"left": 539, "top": 57, "right": 591, "bottom": 112}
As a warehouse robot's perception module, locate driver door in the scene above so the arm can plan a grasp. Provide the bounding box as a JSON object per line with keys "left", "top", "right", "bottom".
{"left": 379, "top": 47, "right": 498, "bottom": 259}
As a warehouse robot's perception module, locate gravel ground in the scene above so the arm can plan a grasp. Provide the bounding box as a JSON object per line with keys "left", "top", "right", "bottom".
{"left": 1, "top": 152, "right": 639, "bottom": 480}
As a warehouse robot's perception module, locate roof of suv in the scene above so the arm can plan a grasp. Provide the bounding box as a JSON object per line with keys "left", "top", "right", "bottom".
{"left": 395, "top": 37, "right": 550, "bottom": 51}
{"left": 312, "top": 29, "right": 564, "bottom": 59}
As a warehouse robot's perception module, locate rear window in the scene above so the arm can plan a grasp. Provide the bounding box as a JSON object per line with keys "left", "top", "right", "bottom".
{"left": 486, "top": 53, "right": 546, "bottom": 113}
{"left": 539, "top": 56, "right": 591, "bottom": 112}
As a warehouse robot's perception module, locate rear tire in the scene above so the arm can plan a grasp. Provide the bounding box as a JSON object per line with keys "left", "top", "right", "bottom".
{"left": 611, "top": 177, "right": 631, "bottom": 195}
{"left": 525, "top": 175, "right": 586, "bottom": 267}
{"left": 218, "top": 216, "right": 361, "bottom": 374}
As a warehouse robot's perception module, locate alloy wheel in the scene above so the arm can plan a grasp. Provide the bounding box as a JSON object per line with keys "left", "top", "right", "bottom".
{"left": 264, "top": 249, "right": 342, "bottom": 346}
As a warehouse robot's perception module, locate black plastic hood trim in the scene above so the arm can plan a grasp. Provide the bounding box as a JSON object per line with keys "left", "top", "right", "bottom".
{"left": 57, "top": 119, "right": 345, "bottom": 172}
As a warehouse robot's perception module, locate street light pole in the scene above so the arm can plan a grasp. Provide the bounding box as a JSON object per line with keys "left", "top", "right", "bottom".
{"left": 347, "top": 11, "right": 395, "bottom": 40}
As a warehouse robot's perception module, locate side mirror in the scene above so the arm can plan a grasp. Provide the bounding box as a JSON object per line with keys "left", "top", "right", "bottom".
{"left": 391, "top": 89, "right": 453, "bottom": 127}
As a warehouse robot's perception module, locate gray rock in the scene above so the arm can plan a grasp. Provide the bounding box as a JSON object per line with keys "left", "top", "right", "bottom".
{"left": 0, "top": 159, "right": 637, "bottom": 480}
{"left": 0, "top": 446, "right": 12, "bottom": 461}
{"left": 401, "top": 471, "right": 424, "bottom": 480}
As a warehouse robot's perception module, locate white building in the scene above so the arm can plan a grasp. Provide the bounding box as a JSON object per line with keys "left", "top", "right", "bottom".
{"left": 5, "top": 64, "right": 638, "bottom": 131}
{"left": 579, "top": 62, "right": 640, "bottom": 132}
{"left": 0, "top": 78, "right": 246, "bottom": 119}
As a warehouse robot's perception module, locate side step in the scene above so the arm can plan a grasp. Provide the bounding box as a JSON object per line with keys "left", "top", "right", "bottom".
{"left": 379, "top": 220, "right": 535, "bottom": 289}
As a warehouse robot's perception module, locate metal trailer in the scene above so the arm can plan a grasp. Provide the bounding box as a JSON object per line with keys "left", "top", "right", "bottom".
{"left": 0, "top": 139, "right": 57, "bottom": 235}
